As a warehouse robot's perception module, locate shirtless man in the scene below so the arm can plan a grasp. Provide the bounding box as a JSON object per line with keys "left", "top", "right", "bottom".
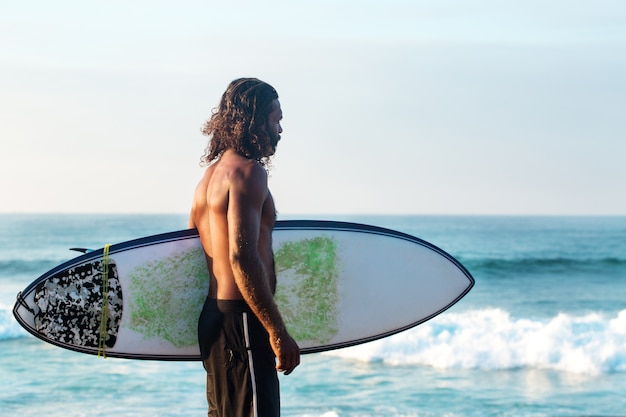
{"left": 189, "top": 78, "right": 300, "bottom": 417}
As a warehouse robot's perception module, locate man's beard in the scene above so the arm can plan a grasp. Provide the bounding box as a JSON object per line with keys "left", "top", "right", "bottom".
{"left": 269, "top": 133, "right": 281, "bottom": 150}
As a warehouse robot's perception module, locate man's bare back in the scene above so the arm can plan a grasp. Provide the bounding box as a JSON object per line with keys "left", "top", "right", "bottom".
{"left": 189, "top": 149, "right": 299, "bottom": 375}
{"left": 189, "top": 149, "right": 276, "bottom": 300}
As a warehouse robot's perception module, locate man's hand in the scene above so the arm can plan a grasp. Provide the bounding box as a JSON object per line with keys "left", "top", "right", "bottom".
{"left": 271, "top": 331, "right": 300, "bottom": 375}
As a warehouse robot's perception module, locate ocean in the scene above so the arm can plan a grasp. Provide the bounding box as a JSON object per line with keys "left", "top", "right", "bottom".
{"left": 1, "top": 214, "right": 625, "bottom": 417}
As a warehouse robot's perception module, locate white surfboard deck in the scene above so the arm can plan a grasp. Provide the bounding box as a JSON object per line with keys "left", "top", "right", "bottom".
{"left": 13, "top": 220, "right": 474, "bottom": 360}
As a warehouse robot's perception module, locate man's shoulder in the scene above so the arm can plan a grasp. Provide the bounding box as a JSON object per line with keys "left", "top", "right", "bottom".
{"left": 217, "top": 151, "right": 267, "bottom": 192}
{"left": 222, "top": 152, "right": 266, "bottom": 178}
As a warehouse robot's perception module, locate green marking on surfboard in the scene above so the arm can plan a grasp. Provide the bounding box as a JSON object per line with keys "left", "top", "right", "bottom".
{"left": 128, "top": 248, "right": 209, "bottom": 347}
{"left": 274, "top": 236, "right": 339, "bottom": 344}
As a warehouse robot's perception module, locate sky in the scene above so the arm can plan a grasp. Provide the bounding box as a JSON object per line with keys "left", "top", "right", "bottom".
{"left": 1, "top": 0, "right": 625, "bottom": 215}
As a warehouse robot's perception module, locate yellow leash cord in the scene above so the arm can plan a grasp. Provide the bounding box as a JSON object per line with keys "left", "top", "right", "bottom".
{"left": 98, "top": 244, "right": 112, "bottom": 358}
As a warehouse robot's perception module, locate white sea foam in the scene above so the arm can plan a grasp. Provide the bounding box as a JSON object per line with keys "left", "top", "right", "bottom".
{"left": 325, "top": 308, "right": 626, "bottom": 375}
{"left": 5, "top": 301, "right": 626, "bottom": 376}
{"left": 0, "top": 303, "right": 27, "bottom": 340}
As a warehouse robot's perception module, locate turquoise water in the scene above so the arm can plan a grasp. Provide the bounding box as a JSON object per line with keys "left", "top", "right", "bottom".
{"left": 2, "top": 214, "right": 626, "bottom": 416}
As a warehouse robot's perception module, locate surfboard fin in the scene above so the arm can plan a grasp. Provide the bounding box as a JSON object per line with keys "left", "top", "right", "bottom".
{"left": 69, "top": 248, "right": 94, "bottom": 253}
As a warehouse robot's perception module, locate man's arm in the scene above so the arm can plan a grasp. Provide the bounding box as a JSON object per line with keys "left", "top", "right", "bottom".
{"left": 227, "top": 164, "right": 300, "bottom": 374}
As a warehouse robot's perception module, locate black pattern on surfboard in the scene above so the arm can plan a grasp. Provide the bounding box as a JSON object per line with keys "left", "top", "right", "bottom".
{"left": 33, "top": 260, "right": 123, "bottom": 349}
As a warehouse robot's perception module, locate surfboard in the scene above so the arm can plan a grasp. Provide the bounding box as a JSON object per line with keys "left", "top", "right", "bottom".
{"left": 13, "top": 220, "right": 474, "bottom": 360}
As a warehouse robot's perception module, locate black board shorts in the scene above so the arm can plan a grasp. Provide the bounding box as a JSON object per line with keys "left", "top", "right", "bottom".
{"left": 198, "top": 298, "right": 280, "bottom": 417}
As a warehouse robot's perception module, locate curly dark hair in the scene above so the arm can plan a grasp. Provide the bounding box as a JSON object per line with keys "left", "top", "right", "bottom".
{"left": 200, "top": 78, "right": 279, "bottom": 167}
